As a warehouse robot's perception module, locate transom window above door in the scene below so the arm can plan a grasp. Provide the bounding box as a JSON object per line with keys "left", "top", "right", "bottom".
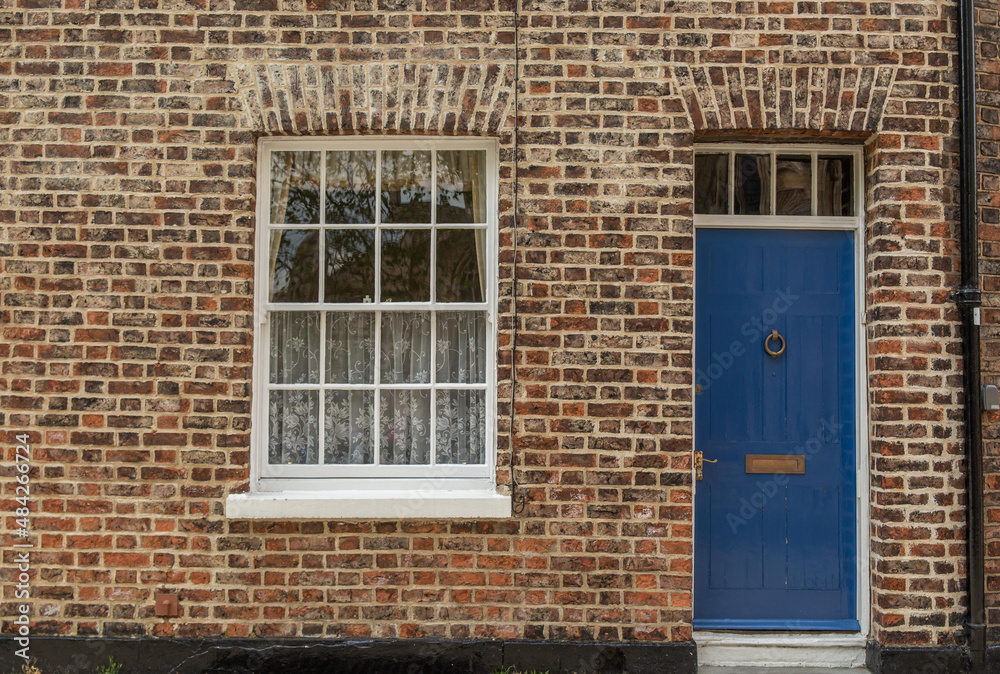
{"left": 694, "top": 147, "right": 859, "bottom": 219}
{"left": 253, "top": 137, "right": 498, "bottom": 496}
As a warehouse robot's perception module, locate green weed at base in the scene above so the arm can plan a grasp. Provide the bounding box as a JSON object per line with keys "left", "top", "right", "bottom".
{"left": 7, "top": 657, "right": 123, "bottom": 674}
{"left": 6, "top": 662, "right": 42, "bottom": 674}
{"left": 95, "top": 657, "right": 123, "bottom": 674}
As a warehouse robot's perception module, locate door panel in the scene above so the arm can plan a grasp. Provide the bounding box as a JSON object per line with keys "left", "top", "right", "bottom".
{"left": 707, "top": 483, "right": 764, "bottom": 590}
{"left": 694, "top": 228, "right": 857, "bottom": 630}
{"left": 786, "top": 485, "right": 841, "bottom": 591}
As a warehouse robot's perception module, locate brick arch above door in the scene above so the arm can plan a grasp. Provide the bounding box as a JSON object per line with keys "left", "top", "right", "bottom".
{"left": 672, "top": 65, "right": 897, "bottom": 134}
{"left": 233, "top": 62, "right": 517, "bottom": 136}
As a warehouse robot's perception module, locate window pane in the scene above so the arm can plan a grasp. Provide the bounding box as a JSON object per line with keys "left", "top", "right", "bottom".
{"left": 694, "top": 153, "right": 729, "bottom": 215}
{"left": 380, "top": 312, "right": 431, "bottom": 384}
{"left": 735, "top": 154, "right": 771, "bottom": 215}
{"left": 326, "top": 312, "right": 375, "bottom": 384}
{"left": 437, "top": 150, "right": 487, "bottom": 223}
{"left": 380, "top": 389, "right": 430, "bottom": 465}
{"left": 818, "top": 156, "right": 854, "bottom": 217}
{"left": 436, "top": 229, "right": 485, "bottom": 303}
{"left": 325, "top": 229, "right": 375, "bottom": 303}
{"left": 269, "top": 312, "right": 320, "bottom": 384}
{"left": 325, "top": 390, "right": 374, "bottom": 464}
{"left": 436, "top": 311, "right": 486, "bottom": 384}
{"left": 270, "top": 151, "right": 320, "bottom": 225}
{"left": 269, "top": 390, "right": 319, "bottom": 465}
{"left": 776, "top": 155, "right": 811, "bottom": 216}
{"left": 436, "top": 389, "right": 486, "bottom": 465}
{"left": 381, "top": 229, "right": 431, "bottom": 302}
{"left": 381, "top": 150, "right": 432, "bottom": 224}
{"left": 326, "top": 150, "right": 376, "bottom": 224}
{"left": 270, "top": 229, "right": 319, "bottom": 303}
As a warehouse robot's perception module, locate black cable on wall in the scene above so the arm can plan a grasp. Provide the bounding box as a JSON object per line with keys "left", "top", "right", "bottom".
{"left": 508, "top": 0, "right": 525, "bottom": 515}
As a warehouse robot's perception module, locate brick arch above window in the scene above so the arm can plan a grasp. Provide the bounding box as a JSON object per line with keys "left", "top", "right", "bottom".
{"left": 234, "top": 63, "right": 517, "bottom": 136}
{"left": 673, "top": 65, "right": 898, "bottom": 134}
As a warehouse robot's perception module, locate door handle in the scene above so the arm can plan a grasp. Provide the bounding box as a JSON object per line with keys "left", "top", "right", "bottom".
{"left": 694, "top": 451, "right": 718, "bottom": 481}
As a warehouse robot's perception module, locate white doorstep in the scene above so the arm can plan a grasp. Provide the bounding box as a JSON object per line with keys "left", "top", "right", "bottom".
{"left": 694, "top": 631, "right": 867, "bottom": 669}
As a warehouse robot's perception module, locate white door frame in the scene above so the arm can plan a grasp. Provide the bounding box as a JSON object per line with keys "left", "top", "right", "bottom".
{"left": 691, "top": 143, "right": 870, "bottom": 661}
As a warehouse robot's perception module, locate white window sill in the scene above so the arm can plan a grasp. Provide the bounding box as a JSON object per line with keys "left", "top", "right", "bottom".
{"left": 226, "top": 490, "right": 512, "bottom": 519}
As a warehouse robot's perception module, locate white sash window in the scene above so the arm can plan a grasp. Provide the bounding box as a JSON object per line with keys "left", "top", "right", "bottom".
{"left": 230, "top": 138, "right": 507, "bottom": 518}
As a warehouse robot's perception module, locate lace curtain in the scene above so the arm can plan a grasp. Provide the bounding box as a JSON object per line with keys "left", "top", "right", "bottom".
{"left": 268, "top": 310, "right": 486, "bottom": 466}
{"left": 268, "top": 312, "right": 321, "bottom": 465}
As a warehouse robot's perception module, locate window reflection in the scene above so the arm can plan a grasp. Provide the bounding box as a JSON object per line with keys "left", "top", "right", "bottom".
{"left": 696, "top": 151, "right": 855, "bottom": 219}
{"left": 381, "top": 229, "right": 431, "bottom": 302}
{"left": 694, "top": 153, "right": 728, "bottom": 215}
{"left": 776, "top": 155, "right": 811, "bottom": 216}
{"left": 437, "top": 150, "right": 486, "bottom": 223}
{"left": 818, "top": 156, "right": 853, "bottom": 216}
{"left": 437, "top": 229, "right": 485, "bottom": 302}
{"left": 326, "top": 150, "right": 376, "bottom": 224}
{"left": 270, "top": 229, "right": 319, "bottom": 303}
{"left": 325, "top": 229, "right": 375, "bottom": 303}
{"left": 270, "top": 151, "right": 321, "bottom": 225}
{"left": 735, "top": 154, "right": 771, "bottom": 215}
{"left": 382, "top": 150, "right": 432, "bottom": 224}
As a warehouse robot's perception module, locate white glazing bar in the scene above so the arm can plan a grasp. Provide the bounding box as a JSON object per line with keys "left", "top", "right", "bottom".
{"left": 267, "top": 302, "right": 487, "bottom": 312}
{"left": 373, "top": 149, "right": 382, "bottom": 469}
{"left": 694, "top": 217, "right": 858, "bottom": 230}
{"left": 318, "top": 315, "right": 326, "bottom": 467}
{"left": 429, "top": 308, "right": 437, "bottom": 467}
{"left": 267, "top": 382, "right": 487, "bottom": 391}
{"left": 320, "top": 151, "right": 327, "bottom": 227}
{"left": 429, "top": 150, "right": 438, "bottom": 468}
{"left": 262, "top": 382, "right": 435, "bottom": 390}
{"left": 317, "top": 154, "right": 328, "bottom": 467}
{"left": 375, "top": 149, "right": 383, "bottom": 304}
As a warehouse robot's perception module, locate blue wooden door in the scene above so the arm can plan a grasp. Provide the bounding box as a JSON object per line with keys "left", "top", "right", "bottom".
{"left": 694, "top": 228, "right": 857, "bottom": 630}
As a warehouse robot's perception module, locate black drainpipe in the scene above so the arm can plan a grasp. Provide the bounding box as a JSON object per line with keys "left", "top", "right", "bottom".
{"left": 955, "top": 0, "right": 985, "bottom": 668}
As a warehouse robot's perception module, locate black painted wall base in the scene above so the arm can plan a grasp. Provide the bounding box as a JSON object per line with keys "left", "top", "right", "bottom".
{"left": 12, "top": 635, "right": 1000, "bottom": 673}
{"left": 866, "top": 641, "right": 971, "bottom": 674}
{"left": 0, "top": 637, "right": 697, "bottom": 674}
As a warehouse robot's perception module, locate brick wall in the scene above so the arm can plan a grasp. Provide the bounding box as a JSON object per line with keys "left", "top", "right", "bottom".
{"left": 977, "top": 0, "right": 1000, "bottom": 641}
{"left": 0, "top": 0, "right": 976, "bottom": 651}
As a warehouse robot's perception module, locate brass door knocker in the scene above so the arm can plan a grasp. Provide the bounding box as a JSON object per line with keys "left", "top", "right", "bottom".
{"left": 764, "top": 329, "right": 786, "bottom": 357}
